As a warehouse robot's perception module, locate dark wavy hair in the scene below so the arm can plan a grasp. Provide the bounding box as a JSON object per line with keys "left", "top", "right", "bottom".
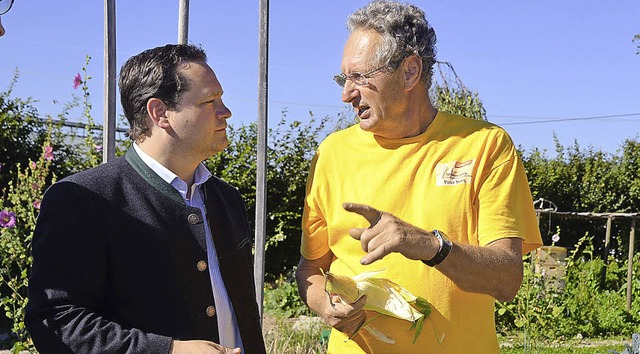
{"left": 118, "top": 44, "right": 207, "bottom": 141}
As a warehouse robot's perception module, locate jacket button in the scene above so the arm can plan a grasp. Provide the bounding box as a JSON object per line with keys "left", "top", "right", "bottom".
{"left": 206, "top": 305, "right": 216, "bottom": 317}
{"left": 197, "top": 260, "right": 207, "bottom": 272}
{"left": 188, "top": 213, "right": 200, "bottom": 224}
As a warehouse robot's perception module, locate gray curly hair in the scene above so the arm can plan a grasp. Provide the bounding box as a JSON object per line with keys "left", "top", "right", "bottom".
{"left": 347, "top": 0, "right": 437, "bottom": 88}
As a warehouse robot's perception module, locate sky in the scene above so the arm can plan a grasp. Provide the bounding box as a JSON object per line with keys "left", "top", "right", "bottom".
{"left": 1, "top": 1, "right": 639, "bottom": 156}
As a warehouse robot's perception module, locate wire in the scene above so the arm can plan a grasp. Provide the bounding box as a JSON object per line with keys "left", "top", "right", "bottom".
{"left": 494, "top": 113, "right": 640, "bottom": 126}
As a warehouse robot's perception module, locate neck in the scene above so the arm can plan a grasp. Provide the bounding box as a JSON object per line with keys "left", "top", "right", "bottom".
{"left": 137, "top": 140, "right": 199, "bottom": 188}
{"left": 401, "top": 89, "right": 437, "bottom": 138}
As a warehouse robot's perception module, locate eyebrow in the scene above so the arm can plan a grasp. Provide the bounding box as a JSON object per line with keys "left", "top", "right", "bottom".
{"left": 201, "top": 90, "right": 223, "bottom": 101}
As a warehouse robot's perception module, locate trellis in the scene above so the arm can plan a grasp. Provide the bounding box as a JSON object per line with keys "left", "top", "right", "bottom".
{"left": 535, "top": 207, "right": 638, "bottom": 312}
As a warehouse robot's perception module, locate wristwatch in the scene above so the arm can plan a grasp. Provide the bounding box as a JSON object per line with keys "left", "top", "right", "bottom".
{"left": 422, "top": 230, "right": 452, "bottom": 266}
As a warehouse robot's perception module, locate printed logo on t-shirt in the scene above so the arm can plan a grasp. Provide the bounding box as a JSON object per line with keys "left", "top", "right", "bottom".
{"left": 435, "top": 159, "right": 475, "bottom": 186}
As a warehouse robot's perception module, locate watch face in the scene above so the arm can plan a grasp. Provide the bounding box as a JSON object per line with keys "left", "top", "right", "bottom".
{"left": 438, "top": 230, "right": 452, "bottom": 246}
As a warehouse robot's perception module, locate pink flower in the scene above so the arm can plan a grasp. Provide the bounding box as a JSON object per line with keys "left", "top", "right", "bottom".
{"left": 0, "top": 210, "right": 16, "bottom": 228}
{"left": 30, "top": 161, "right": 37, "bottom": 169}
{"left": 94, "top": 145, "right": 103, "bottom": 152}
{"left": 31, "top": 183, "right": 40, "bottom": 191}
{"left": 44, "top": 145, "right": 54, "bottom": 161}
{"left": 551, "top": 234, "right": 560, "bottom": 243}
{"left": 73, "top": 73, "right": 83, "bottom": 89}
{"left": 33, "top": 200, "right": 41, "bottom": 210}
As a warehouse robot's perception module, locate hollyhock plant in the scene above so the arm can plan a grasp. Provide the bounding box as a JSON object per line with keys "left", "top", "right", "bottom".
{"left": 73, "top": 73, "right": 83, "bottom": 89}
{"left": 44, "top": 145, "right": 54, "bottom": 161}
{"left": 551, "top": 234, "right": 560, "bottom": 244}
{"left": 0, "top": 210, "right": 16, "bottom": 228}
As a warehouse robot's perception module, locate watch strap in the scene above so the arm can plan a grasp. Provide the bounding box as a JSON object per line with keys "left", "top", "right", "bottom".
{"left": 422, "top": 230, "right": 452, "bottom": 266}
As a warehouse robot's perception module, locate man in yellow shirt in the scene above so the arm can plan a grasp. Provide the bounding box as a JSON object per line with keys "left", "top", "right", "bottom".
{"left": 295, "top": 1, "right": 542, "bottom": 353}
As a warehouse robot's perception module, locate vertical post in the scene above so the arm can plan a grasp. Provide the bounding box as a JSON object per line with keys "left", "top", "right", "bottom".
{"left": 178, "top": 0, "right": 189, "bottom": 44}
{"left": 601, "top": 216, "right": 613, "bottom": 287}
{"left": 254, "top": 0, "right": 269, "bottom": 322}
{"left": 627, "top": 218, "right": 636, "bottom": 312}
{"left": 103, "top": 0, "right": 116, "bottom": 163}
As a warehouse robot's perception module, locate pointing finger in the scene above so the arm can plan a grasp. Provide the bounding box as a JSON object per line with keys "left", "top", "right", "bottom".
{"left": 343, "top": 203, "right": 382, "bottom": 226}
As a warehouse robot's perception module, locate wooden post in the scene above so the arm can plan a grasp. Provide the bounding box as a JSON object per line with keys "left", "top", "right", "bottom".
{"left": 253, "top": 0, "right": 269, "bottom": 322}
{"left": 103, "top": 0, "right": 116, "bottom": 163}
{"left": 601, "top": 217, "right": 613, "bottom": 288}
{"left": 627, "top": 219, "right": 636, "bottom": 312}
{"left": 178, "top": 0, "right": 189, "bottom": 44}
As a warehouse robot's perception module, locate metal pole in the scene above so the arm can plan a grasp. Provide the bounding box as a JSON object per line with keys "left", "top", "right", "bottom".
{"left": 627, "top": 219, "right": 636, "bottom": 312}
{"left": 253, "top": 0, "right": 269, "bottom": 322}
{"left": 103, "top": 0, "right": 116, "bottom": 163}
{"left": 178, "top": 0, "right": 189, "bottom": 44}
{"left": 601, "top": 217, "right": 613, "bottom": 287}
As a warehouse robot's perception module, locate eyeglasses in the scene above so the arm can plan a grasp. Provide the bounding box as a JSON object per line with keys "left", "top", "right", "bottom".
{"left": 333, "top": 64, "right": 388, "bottom": 88}
{"left": 0, "top": 0, "right": 14, "bottom": 15}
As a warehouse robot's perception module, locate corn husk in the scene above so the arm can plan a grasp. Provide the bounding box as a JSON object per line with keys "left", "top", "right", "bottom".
{"left": 323, "top": 269, "right": 432, "bottom": 344}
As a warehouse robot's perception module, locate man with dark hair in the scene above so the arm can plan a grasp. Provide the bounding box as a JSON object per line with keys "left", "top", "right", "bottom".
{"left": 25, "top": 44, "right": 266, "bottom": 354}
{"left": 296, "top": 1, "right": 542, "bottom": 353}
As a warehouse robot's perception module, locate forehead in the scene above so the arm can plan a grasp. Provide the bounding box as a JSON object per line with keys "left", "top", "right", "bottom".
{"left": 179, "top": 61, "right": 222, "bottom": 96}
{"left": 341, "top": 29, "right": 382, "bottom": 72}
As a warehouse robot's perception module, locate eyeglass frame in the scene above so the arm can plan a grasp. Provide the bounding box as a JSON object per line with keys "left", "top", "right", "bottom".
{"left": 0, "top": 0, "right": 14, "bottom": 15}
{"left": 333, "top": 54, "right": 435, "bottom": 88}
{"left": 332, "top": 64, "right": 389, "bottom": 88}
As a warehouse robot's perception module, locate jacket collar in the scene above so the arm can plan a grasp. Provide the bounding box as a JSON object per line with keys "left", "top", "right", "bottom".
{"left": 125, "top": 147, "right": 184, "bottom": 204}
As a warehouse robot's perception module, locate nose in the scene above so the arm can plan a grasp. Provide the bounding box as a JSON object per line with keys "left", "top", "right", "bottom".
{"left": 341, "top": 81, "right": 359, "bottom": 104}
{"left": 218, "top": 102, "right": 232, "bottom": 120}
{"left": 0, "top": 17, "right": 5, "bottom": 37}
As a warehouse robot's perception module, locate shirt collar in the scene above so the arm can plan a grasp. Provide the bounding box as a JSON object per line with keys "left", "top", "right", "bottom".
{"left": 133, "top": 143, "right": 212, "bottom": 188}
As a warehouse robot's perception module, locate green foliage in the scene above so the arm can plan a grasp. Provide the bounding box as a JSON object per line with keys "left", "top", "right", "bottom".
{"left": 0, "top": 140, "right": 56, "bottom": 353}
{"left": 496, "top": 233, "right": 640, "bottom": 350}
{"left": 264, "top": 277, "right": 313, "bottom": 318}
{"left": 0, "top": 72, "right": 50, "bottom": 192}
{"left": 263, "top": 314, "right": 329, "bottom": 354}
{"left": 521, "top": 136, "right": 640, "bottom": 254}
{"left": 206, "top": 112, "right": 330, "bottom": 281}
{"left": 431, "top": 61, "right": 487, "bottom": 121}
{"left": 0, "top": 56, "right": 107, "bottom": 351}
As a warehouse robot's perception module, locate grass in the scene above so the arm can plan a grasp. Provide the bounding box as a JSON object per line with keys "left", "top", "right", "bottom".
{"left": 262, "top": 314, "right": 633, "bottom": 354}
{"left": 263, "top": 314, "right": 329, "bottom": 354}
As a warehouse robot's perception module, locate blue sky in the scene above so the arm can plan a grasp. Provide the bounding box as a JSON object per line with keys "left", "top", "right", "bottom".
{"left": 1, "top": 1, "right": 639, "bottom": 155}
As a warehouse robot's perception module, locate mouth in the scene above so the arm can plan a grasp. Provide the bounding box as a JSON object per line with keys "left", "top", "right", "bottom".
{"left": 356, "top": 105, "right": 370, "bottom": 118}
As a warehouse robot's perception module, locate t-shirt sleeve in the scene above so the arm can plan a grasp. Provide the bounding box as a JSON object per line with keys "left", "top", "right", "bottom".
{"left": 300, "top": 152, "right": 331, "bottom": 260}
{"left": 476, "top": 133, "right": 543, "bottom": 254}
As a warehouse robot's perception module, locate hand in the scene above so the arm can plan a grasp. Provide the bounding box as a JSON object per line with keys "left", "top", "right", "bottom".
{"left": 321, "top": 293, "right": 368, "bottom": 336}
{"left": 343, "top": 202, "right": 439, "bottom": 265}
{"left": 170, "top": 340, "right": 241, "bottom": 354}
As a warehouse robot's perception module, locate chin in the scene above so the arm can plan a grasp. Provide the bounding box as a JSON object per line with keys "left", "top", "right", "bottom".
{"left": 358, "top": 118, "right": 379, "bottom": 133}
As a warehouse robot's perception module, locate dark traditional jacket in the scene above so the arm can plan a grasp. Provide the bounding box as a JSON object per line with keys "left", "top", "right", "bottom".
{"left": 25, "top": 148, "right": 266, "bottom": 354}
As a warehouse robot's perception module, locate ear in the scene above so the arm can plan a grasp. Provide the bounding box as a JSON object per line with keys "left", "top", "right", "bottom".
{"left": 146, "top": 98, "right": 171, "bottom": 130}
{"left": 402, "top": 55, "right": 422, "bottom": 91}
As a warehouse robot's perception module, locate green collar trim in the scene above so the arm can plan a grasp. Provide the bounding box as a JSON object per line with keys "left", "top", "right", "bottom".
{"left": 125, "top": 147, "right": 184, "bottom": 204}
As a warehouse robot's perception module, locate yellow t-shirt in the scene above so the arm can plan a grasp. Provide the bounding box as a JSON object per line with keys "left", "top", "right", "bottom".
{"left": 301, "top": 111, "right": 542, "bottom": 354}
